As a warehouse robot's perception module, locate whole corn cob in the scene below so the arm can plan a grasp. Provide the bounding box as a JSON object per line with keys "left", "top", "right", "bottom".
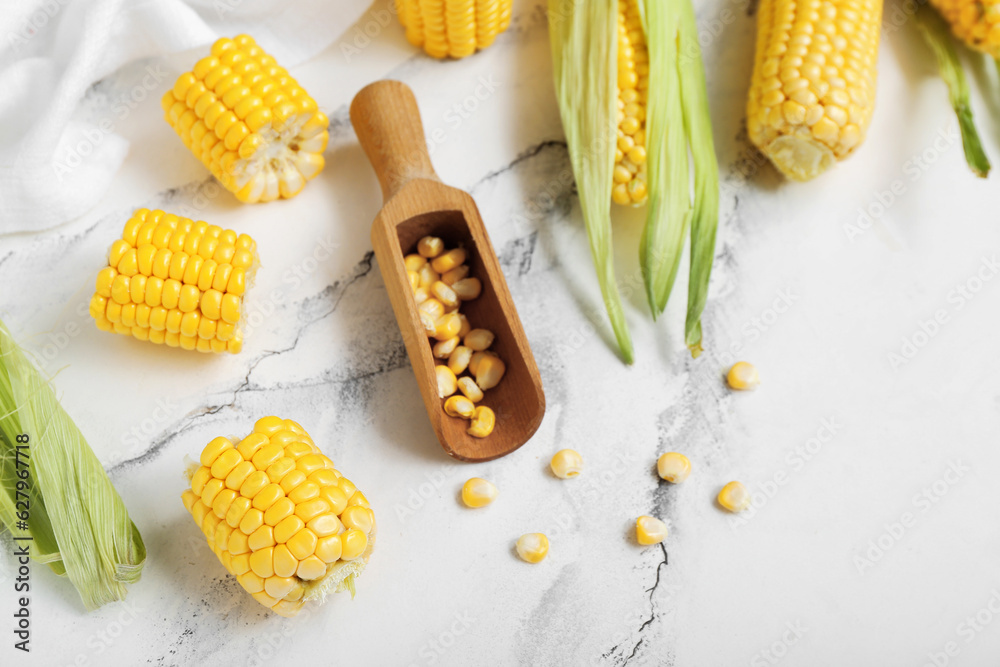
{"left": 396, "top": 0, "right": 513, "bottom": 59}
{"left": 162, "top": 35, "right": 328, "bottom": 203}
{"left": 182, "top": 417, "right": 375, "bottom": 618}
{"left": 88, "top": 209, "right": 257, "bottom": 354}
{"left": 746, "top": 0, "right": 883, "bottom": 181}
{"left": 929, "top": 0, "right": 1000, "bottom": 57}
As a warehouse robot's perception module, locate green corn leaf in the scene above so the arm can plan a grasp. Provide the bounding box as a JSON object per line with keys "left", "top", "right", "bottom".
{"left": 0, "top": 318, "right": 145, "bottom": 610}
{"left": 915, "top": 5, "right": 991, "bottom": 178}
{"left": 549, "top": 0, "right": 634, "bottom": 363}
{"left": 677, "top": 0, "right": 720, "bottom": 356}
{"left": 639, "top": 0, "right": 692, "bottom": 318}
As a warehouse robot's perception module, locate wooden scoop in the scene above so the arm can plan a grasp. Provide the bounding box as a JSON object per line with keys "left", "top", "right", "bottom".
{"left": 350, "top": 80, "right": 545, "bottom": 462}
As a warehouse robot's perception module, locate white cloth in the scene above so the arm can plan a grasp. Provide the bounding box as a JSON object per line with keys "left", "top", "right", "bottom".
{"left": 0, "top": 0, "right": 369, "bottom": 234}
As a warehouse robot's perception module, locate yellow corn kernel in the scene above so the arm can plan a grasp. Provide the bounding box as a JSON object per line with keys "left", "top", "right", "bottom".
{"left": 726, "top": 361, "right": 760, "bottom": 390}
{"left": 418, "top": 263, "right": 440, "bottom": 288}
{"left": 407, "top": 270, "right": 421, "bottom": 291}
{"left": 515, "top": 533, "right": 549, "bottom": 563}
{"left": 451, "top": 277, "right": 482, "bottom": 301}
{"left": 747, "top": 0, "right": 882, "bottom": 180}
{"left": 436, "top": 365, "right": 458, "bottom": 398}
{"left": 431, "top": 280, "right": 458, "bottom": 308}
{"left": 636, "top": 515, "right": 668, "bottom": 545}
{"left": 474, "top": 353, "right": 505, "bottom": 390}
{"left": 464, "top": 328, "right": 494, "bottom": 351}
{"left": 404, "top": 253, "right": 427, "bottom": 271}
{"left": 718, "top": 481, "right": 751, "bottom": 512}
{"left": 456, "top": 377, "right": 483, "bottom": 402}
{"left": 433, "top": 313, "right": 462, "bottom": 340}
{"left": 550, "top": 449, "right": 583, "bottom": 479}
{"left": 657, "top": 452, "right": 691, "bottom": 483}
{"left": 444, "top": 395, "right": 476, "bottom": 419}
{"left": 457, "top": 313, "right": 471, "bottom": 338}
{"left": 340, "top": 528, "right": 368, "bottom": 560}
{"left": 419, "top": 297, "right": 445, "bottom": 320}
{"left": 467, "top": 406, "right": 495, "bottom": 438}
{"left": 441, "top": 265, "right": 469, "bottom": 285}
{"left": 448, "top": 345, "right": 472, "bottom": 375}
{"left": 431, "top": 248, "right": 466, "bottom": 274}
{"left": 163, "top": 36, "right": 328, "bottom": 203}
{"left": 417, "top": 235, "right": 444, "bottom": 258}
{"left": 461, "top": 477, "right": 498, "bottom": 508}
{"left": 413, "top": 286, "right": 430, "bottom": 305}
{"left": 433, "top": 336, "right": 460, "bottom": 359}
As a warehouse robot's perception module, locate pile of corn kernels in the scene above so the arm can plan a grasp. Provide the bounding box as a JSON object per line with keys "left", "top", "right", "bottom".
{"left": 406, "top": 236, "right": 505, "bottom": 438}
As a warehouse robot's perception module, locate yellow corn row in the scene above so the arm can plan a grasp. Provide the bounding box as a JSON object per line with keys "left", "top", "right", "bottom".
{"left": 182, "top": 417, "right": 376, "bottom": 617}
{"left": 929, "top": 0, "right": 1000, "bottom": 57}
{"left": 88, "top": 209, "right": 256, "bottom": 354}
{"left": 162, "top": 35, "right": 328, "bottom": 203}
{"left": 746, "top": 0, "right": 883, "bottom": 180}
{"left": 613, "top": 0, "right": 649, "bottom": 206}
{"left": 396, "top": 0, "right": 513, "bottom": 59}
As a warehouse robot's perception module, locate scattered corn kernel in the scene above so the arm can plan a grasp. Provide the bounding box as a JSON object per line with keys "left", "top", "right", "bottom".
{"left": 461, "top": 478, "right": 498, "bottom": 508}
{"left": 464, "top": 328, "right": 494, "bottom": 351}
{"left": 718, "top": 481, "right": 751, "bottom": 512}
{"left": 452, "top": 277, "right": 482, "bottom": 301}
{"left": 657, "top": 452, "right": 691, "bottom": 484}
{"left": 444, "top": 395, "right": 476, "bottom": 419}
{"left": 436, "top": 365, "right": 458, "bottom": 398}
{"left": 457, "top": 377, "right": 483, "bottom": 402}
{"left": 515, "top": 533, "right": 549, "bottom": 563}
{"left": 550, "top": 449, "right": 583, "bottom": 479}
{"left": 475, "top": 353, "right": 505, "bottom": 390}
{"left": 417, "top": 236, "right": 444, "bottom": 258}
{"left": 448, "top": 345, "right": 473, "bottom": 375}
{"left": 726, "top": 362, "right": 760, "bottom": 390}
{"left": 467, "top": 406, "right": 495, "bottom": 438}
{"left": 636, "top": 515, "right": 668, "bottom": 545}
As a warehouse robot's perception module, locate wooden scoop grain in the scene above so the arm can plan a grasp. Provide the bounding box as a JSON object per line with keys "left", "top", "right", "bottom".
{"left": 350, "top": 80, "right": 544, "bottom": 462}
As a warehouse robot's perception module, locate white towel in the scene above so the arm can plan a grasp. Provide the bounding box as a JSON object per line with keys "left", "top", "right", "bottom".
{"left": 0, "top": 0, "right": 370, "bottom": 234}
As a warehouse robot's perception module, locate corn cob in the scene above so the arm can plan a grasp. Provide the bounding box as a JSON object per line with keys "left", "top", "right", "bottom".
{"left": 182, "top": 417, "right": 376, "bottom": 618}
{"left": 928, "top": 0, "right": 1000, "bottom": 57}
{"left": 396, "top": 0, "right": 513, "bottom": 59}
{"left": 746, "top": 0, "right": 883, "bottom": 181}
{"left": 88, "top": 209, "right": 257, "bottom": 354}
{"left": 161, "top": 35, "right": 328, "bottom": 203}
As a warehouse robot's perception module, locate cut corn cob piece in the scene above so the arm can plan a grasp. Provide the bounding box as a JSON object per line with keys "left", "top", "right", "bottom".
{"left": 928, "top": 0, "right": 1000, "bottom": 58}
{"left": 88, "top": 209, "right": 257, "bottom": 354}
{"left": 746, "top": 0, "right": 883, "bottom": 181}
{"left": 396, "top": 0, "right": 513, "bottom": 59}
{"left": 161, "top": 35, "right": 328, "bottom": 203}
{"left": 182, "top": 417, "right": 375, "bottom": 617}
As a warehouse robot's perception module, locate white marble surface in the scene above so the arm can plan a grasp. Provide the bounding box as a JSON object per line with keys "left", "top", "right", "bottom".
{"left": 3, "top": 1, "right": 1000, "bottom": 665}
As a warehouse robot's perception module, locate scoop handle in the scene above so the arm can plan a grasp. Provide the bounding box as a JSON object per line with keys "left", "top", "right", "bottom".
{"left": 350, "top": 80, "right": 440, "bottom": 202}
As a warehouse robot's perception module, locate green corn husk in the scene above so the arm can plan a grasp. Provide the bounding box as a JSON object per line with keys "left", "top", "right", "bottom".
{"left": 916, "top": 5, "right": 991, "bottom": 178}
{"left": 549, "top": 0, "right": 635, "bottom": 364}
{"left": 548, "top": 0, "right": 719, "bottom": 362}
{"left": 0, "top": 317, "right": 145, "bottom": 610}
{"left": 677, "top": 0, "right": 721, "bottom": 356}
